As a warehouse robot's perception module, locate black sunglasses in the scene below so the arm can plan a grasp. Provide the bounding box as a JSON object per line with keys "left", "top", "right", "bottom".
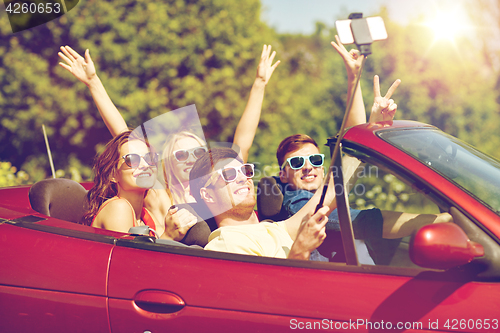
{"left": 173, "top": 146, "right": 207, "bottom": 162}
{"left": 122, "top": 152, "right": 159, "bottom": 168}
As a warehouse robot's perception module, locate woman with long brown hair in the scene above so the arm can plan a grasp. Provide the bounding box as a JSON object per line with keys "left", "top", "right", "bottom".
{"left": 82, "top": 130, "right": 197, "bottom": 240}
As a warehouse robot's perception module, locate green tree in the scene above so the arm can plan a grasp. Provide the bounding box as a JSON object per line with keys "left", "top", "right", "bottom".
{"left": 0, "top": 161, "right": 30, "bottom": 187}
{"left": 0, "top": 0, "right": 276, "bottom": 181}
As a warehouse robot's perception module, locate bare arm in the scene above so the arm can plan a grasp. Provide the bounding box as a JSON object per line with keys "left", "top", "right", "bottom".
{"left": 58, "top": 46, "right": 128, "bottom": 137}
{"left": 344, "top": 76, "right": 402, "bottom": 183}
{"left": 233, "top": 45, "right": 280, "bottom": 163}
{"left": 381, "top": 211, "right": 453, "bottom": 239}
{"left": 331, "top": 35, "right": 366, "bottom": 129}
{"left": 92, "top": 199, "right": 135, "bottom": 232}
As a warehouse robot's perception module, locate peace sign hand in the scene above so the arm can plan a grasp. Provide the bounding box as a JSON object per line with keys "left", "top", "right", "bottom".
{"left": 58, "top": 46, "right": 97, "bottom": 86}
{"left": 369, "top": 75, "right": 401, "bottom": 123}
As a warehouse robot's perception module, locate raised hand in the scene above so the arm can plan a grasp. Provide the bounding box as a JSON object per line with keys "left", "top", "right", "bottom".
{"left": 369, "top": 75, "right": 401, "bottom": 123}
{"left": 331, "top": 35, "right": 363, "bottom": 80}
{"left": 58, "top": 46, "right": 96, "bottom": 86}
{"left": 255, "top": 44, "right": 280, "bottom": 85}
{"left": 233, "top": 45, "right": 280, "bottom": 163}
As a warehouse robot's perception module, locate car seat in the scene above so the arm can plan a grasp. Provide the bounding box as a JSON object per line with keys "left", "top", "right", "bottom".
{"left": 29, "top": 178, "right": 88, "bottom": 223}
{"left": 256, "top": 176, "right": 289, "bottom": 221}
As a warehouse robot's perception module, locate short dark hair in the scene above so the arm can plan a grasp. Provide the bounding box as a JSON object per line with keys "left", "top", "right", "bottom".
{"left": 276, "top": 134, "right": 318, "bottom": 167}
{"left": 189, "top": 147, "right": 242, "bottom": 203}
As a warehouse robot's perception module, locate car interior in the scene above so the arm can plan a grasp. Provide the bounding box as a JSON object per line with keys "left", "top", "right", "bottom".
{"left": 25, "top": 153, "right": 499, "bottom": 276}
{"left": 24, "top": 170, "right": 432, "bottom": 267}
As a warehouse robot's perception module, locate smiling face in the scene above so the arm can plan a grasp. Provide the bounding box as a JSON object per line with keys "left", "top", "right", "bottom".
{"left": 202, "top": 158, "right": 256, "bottom": 217}
{"left": 171, "top": 136, "right": 206, "bottom": 184}
{"left": 279, "top": 143, "right": 324, "bottom": 192}
{"left": 113, "top": 140, "right": 157, "bottom": 192}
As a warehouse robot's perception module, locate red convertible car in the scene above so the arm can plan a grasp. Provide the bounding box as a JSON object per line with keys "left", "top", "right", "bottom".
{"left": 1, "top": 120, "right": 499, "bottom": 332}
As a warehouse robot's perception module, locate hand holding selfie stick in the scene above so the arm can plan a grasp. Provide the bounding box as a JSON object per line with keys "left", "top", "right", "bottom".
{"left": 315, "top": 13, "right": 387, "bottom": 265}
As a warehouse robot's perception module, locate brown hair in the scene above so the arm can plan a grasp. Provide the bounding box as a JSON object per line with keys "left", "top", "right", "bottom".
{"left": 276, "top": 134, "right": 318, "bottom": 167}
{"left": 189, "top": 147, "right": 241, "bottom": 203}
{"left": 81, "top": 130, "right": 148, "bottom": 226}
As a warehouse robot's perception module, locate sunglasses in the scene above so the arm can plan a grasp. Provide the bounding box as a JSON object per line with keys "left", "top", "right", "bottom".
{"left": 122, "top": 152, "right": 159, "bottom": 168}
{"left": 281, "top": 154, "right": 325, "bottom": 170}
{"left": 204, "top": 164, "right": 255, "bottom": 187}
{"left": 173, "top": 146, "right": 208, "bottom": 162}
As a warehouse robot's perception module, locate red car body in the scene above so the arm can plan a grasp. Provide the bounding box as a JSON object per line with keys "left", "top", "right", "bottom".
{"left": 1, "top": 121, "right": 499, "bottom": 332}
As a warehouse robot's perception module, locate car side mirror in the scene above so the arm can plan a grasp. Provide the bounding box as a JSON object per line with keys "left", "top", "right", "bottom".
{"left": 410, "top": 222, "right": 484, "bottom": 270}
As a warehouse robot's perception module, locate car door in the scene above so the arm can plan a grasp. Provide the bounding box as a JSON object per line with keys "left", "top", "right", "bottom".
{"left": 327, "top": 128, "right": 500, "bottom": 332}
{"left": 0, "top": 210, "right": 114, "bottom": 333}
{"left": 108, "top": 239, "right": 439, "bottom": 332}
{"left": 107, "top": 223, "right": 499, "bottom": 331}
{"left": 105, "top": 124, "right": 498, "bottom": 332}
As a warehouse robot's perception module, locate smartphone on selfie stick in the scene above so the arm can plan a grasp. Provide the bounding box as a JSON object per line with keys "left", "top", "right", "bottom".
{"left": 315, "top": 13, "right": 387, "bottom": 265}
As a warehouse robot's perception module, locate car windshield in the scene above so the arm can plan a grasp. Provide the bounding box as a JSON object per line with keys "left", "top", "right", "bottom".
{"left": 379, "top": 128, "right": 500, "bottom": 214}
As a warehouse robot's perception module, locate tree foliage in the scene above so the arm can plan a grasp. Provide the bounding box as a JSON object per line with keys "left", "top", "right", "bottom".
{"left": 0, "top": 0, "right": 275, "bottom": 180}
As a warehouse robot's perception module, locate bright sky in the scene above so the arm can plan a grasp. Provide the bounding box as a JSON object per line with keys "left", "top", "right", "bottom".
{"left": 260, "top": 0, "right": 481, "bottom": 34}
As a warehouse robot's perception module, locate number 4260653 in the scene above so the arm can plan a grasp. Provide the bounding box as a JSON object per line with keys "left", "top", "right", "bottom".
{"left": 5, "top": 2, "right": 61, "bottom": 14}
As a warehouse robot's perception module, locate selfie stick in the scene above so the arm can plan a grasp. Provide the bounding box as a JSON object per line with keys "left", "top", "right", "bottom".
{"left": 314, "top": 55, "right": 367, "bottom": 212}
{"left": 42, "top": 124, "right": 56, "bottom": 178}
{"left": 315, "top": 13, "right": 376, "bottom": 265}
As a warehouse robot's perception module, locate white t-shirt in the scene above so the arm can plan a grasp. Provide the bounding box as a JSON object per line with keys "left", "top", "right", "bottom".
{"left": 204, "top": 221, "right": 292, "bottom": 258}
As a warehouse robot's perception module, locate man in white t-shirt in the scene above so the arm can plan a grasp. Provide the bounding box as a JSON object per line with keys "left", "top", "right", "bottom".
{"left": 190, "top": 147, "right": 331, "bottom": 260}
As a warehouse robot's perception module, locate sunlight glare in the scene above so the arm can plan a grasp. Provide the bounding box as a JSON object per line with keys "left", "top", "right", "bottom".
{"left": 424, "top": 5, "right": 475, "bottom": 44}
{"left": 428, "top": 14, "right": 462, "bottom": 42}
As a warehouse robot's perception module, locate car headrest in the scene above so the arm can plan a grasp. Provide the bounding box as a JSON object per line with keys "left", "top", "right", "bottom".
{"left": 183, "top": 202, "right": 218, "bottom": 232}
{"left": 29, "top": 178, "right": 88, "bottom": 223}
{"left": 174, "top": 203, "right": 212, "bottom": 247}
{"left": 257, "top": 176, "right": 289, "bottom": 221}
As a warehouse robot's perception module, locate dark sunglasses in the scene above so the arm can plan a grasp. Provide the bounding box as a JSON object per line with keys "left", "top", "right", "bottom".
{"left": 173, "top": 146, "right": 207, "bottom": 162}
{"left": 204, "top": 164, "right": 255, "bottom": 187}
{"left": 122, "top": 152, "right": 159, "bottom": 168}
{"left": 281, "top": 154, "right": 325, "bottom": 170}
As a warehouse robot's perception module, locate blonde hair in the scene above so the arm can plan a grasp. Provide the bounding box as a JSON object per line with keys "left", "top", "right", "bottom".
{"left": 162, "top": 131, "right": 206, "bottom": 204}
